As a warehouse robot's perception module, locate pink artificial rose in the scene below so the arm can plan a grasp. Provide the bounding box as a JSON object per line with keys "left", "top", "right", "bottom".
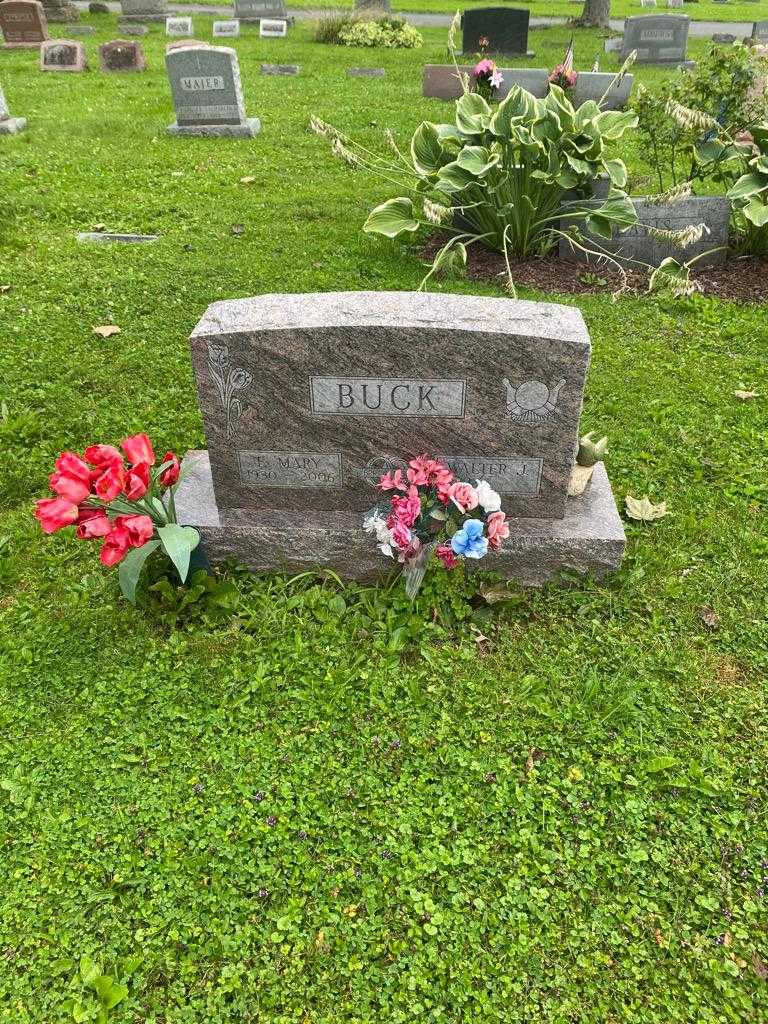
{"left": 379, "top": 468, "right": 406, "bottom": 492}
{"left": 473, "top": 58, "right": 495, "bottom": 79}
{"left": 449, "top": 481, "right": 479, "bottom": 513}
{"left": 75, "top": 506, "right": 112, "bottom": 540}
{"left": 34, "top": 497, "right": 78, "bottom": 534}
{"left": 436, "top": 544, "right": 458, "bottom": 570}
{"left": 398, "top": 535, "right": 423, "bottom": 563}
{"left": 487, "top": 510, "right": 510, "bottom": 551}
{"left": 390, "top": 486, "right": 421, "bottom": 529}
{"left": 121, "top": 433, "right": 155, "bottom": 467}
{"left": 390, "top": 520, "right": 412, "bottom": 550}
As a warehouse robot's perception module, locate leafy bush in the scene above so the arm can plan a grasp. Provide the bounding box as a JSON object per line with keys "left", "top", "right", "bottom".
{"left": 632, "top": 44, "right": 768, "bottom": 190}
{"left": 314, "top": 11, "right": 422, "bottom": 48}
{"left": 313, "top": 81, "right": 638, "bottom": 286}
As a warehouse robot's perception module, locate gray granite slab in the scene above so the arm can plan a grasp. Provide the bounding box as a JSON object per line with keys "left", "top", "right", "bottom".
{"left": 176, "top": 451, "right": 625, "bottom": 585}
{"left": 100, "top": 38, "right": 146, "bottom": 70}
{"left": 77, "top": 231, "right": 158, "bottom": 242}
{"left": 571, "top": 71, "right": 634, "bottom": 108}
{"left": 621, "top": 14, "right": 690, "bottom": 62}
{"left": 213, "top": 19, "right": 240, "bottom": 36}
{"left": 0, "top": 116, "right": 26, "bottom": 134}
{"left": 166, "top": 44, "right": 257, "bottom": 134}
{"left": 189, "top": 291, "right": 591, "bottom": 522}
{"left": 752, "top": 20, "right": 768, "bottom": 41}
{"left": 165, "top": 14, "right": 192, "bottom": 35}
{"left": 68, "top": 24, "right": 95, "bottom": 33}
{"left": 261, "top": 62, "right": 298, "bottom": 75}
{"left": 347, "top": 67, "right": 386, "bottom": 77}
{"left": 121, "top": 0, "right": 165, "bottom": 16}
{"left": 560, "top": 195, "right": 730, "bottom": 267}
{"left": 40, "top": 37, "right": 86, "bottom": 70}
{"left": 119, "top": 23, "right": 149, "bottom": 35}
{"left": 461, "top": 6, "right": 531, "bottom": 57}
{"left": 423, "top": 64, "right": 548, "bottom": 101}
{"left": 234, "top": 0, "right": 288, "bottom": 21}
{"left": 0, "top": 0, "right": 48, "bottom": 46}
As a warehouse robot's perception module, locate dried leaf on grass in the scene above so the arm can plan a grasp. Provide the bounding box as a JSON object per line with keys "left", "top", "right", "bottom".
{"left": 92, "top": 325, "right": 121, "bottom": 338}
{"left": 625, "top": 495, "right": 668, "bottom": 521}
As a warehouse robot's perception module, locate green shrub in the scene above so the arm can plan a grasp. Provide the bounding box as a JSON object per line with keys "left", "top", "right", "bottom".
{"left": 314, "top": 11, "right": 423, "bottom": 48}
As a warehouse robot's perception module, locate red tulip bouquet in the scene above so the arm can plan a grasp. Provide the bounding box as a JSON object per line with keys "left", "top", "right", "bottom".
{"left": 34, "top": 434, "right": 200, "bottom": 604}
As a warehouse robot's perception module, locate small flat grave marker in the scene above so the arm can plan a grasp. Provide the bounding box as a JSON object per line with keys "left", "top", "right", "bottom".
{"left": 176, "top": 291, "right": 625, "bottom": 583}
{"left": 621, "top": 14, "right": 691, "bottom": 63}
{"left": 166, "top": 44, "right": 260, "bottom": 138}
{"left": 77, "top": 232, "right": 159, "bottom": 242}
{"left": 461, "top": 7, "right": 532, "bottom": 57}
{"left": 40, "top": 37, "right": 86, "bottom": 70}
{"left": 0, "top": 81, "right": 26, "bottom": 134}
{"left": 261, "top": 62, "right": 298, "bottom": 75}
{"left": 0, "top": 0, "right": 48, "bottom": 48}
{"left": 213, "top": 20, "right": 240, "bottom": 37}
{"left": 259, "top": 18, "right": 287, "bottom": 37}
{"left": 347, "top": 67, "right": 386, "bottom": 77}
{"left": 100, "top": 38, "right": 146, "bottom": 71}
{"left": 166, "top": 15, "right": 192, "bottom": 36}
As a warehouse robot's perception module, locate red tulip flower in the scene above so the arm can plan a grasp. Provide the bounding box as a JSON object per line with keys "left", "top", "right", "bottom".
{"left": 84, "top": 444, "right": 124, "bottom": 471}
{"left": 34, "top": 497, "right": 79, "bottom": 534}
{"left": 159, "top": 451, "right": 181, "bottom": 487}
{"left": 94, "top": 464, "right": 125, "bottom": 502}
{"left": 114, "top": 514, "right": 154, "bottom": 548}
{"left": 121, "top": 433, "right": 155, "bottom": 467}
{"left": 75, "top": 506, "right": 111, "bottom": 540}
{"left": 49, "top": 451, "right": 93, "bottom": 504}
{"left": 100, "top": 524, "right": 131, "bottom": 567}
{"left": 124, "top": 462, "right": 151, "bottom": 501}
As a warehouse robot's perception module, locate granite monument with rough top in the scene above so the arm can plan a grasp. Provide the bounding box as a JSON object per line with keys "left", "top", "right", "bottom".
{"left": 176, "top": 292, "right": 625, "bottom": 584}
{"left": 166, "top": 44, "right": 260, "bottom": 137}
{"left": 0, "top": 0, "right": 48, "bottom": 47}
{"left": 40, "top": 36, "right": 85, "bottom": 69}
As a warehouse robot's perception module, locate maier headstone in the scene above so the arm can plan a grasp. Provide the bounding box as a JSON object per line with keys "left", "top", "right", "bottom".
{"left": 621, "top": 14, "right": 691, "bottom": 63}
{"left": 461, "top": 7, "right": 533, "bottom": 57}
{"left": 100, "top": 38, "right": 146, "bottom": 71}
{"left": 166, "top": 44, "right": 260, "bottom": 137}
{"left": 40, "top": 36, "right": 85, "bottom": 68}
{"left": 0, "top": 0, "right": 48, "bottom": 47}
{"left": 176, "top": 291, "right": 625, "bottom": 583}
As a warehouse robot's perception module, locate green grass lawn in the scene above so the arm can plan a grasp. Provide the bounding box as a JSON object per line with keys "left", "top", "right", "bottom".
{"left": 1, "top": 17, "right": 768, "bottom": 1024}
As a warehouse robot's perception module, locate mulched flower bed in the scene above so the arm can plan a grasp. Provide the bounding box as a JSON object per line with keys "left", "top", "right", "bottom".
{"left": 423, "top": 238, "right": 768, "bottom": 303}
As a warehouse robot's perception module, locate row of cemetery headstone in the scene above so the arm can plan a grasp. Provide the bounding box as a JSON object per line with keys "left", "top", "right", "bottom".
{"left": 39, "top": 36, "right": 146, "bottom": 70}
{"left": 117, "top": 0, "right": 292, "bottom": 22}
{"left": 166, "top": 15, "right": 287, "bottom": 38}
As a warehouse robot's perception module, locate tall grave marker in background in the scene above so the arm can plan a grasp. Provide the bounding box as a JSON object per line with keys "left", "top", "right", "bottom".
{"left": 166, "top": 44, "right": 260, "bottom": 137}
{"left": 176, "top": 292, "right": 625, "bottom": 583}
{"left": 621, "top": 14, "right": 691, "bottom": 63}
{"left": 461, "top": 7, "right": 533, "bottom": 57}
{"left": 0, "top": 0, "right": 48, "bottom": 48}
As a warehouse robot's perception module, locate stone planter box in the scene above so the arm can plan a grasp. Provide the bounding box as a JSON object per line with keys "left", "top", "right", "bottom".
{"left": 422, "top": 65, "right": 633, "bottom": 109}
{"left": 560, "top": 195, "right": 730, "bottom": 267}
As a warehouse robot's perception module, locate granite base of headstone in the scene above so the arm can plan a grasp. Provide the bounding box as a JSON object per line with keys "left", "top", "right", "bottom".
{"left": 712, "top": 32, "right": 736, "bottom": 44}
{"left": 560, "top": 196, "right": 730, "bottom": 267}
{"left": 0, "top": 0, "right": 49, "bottom": 48}
{"left": 166, "top": 44, "right": 260, "bottom": 138}
{"left": 461, "top": 7, "right": 533, "bottom": 58}
{"left": 175, "top": 291, "right": 625, "bottom": 585}
{"left": 100, "top": 38, "right": 146, "bottom": 71}
{"left": 40, "top": 37, "right": 86, "bottom": 70}
{"left": 0, "top": 82, "right": 26, "bottom": 134}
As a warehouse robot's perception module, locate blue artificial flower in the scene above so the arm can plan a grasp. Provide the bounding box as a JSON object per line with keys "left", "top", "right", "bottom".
{"left": 450, "top": 518, "right": 488, "bottom": 559}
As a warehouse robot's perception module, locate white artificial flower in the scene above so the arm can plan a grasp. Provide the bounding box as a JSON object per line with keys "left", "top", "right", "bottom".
{"left": 475, "top": 479, "right": 501, "bottom": 513}
{"left": 364, "top": 512, "right": 395, "bottom": 558}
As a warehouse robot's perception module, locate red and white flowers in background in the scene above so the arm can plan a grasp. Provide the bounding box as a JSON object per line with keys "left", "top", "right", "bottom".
{"left": 472, "top": 58, "right": 504, "bottom": 101}
{"left": 34, "top": 435, "right": 199, "bottom": 603}
{"left": 363, "top": 456, "right": 510, "bottom": 598}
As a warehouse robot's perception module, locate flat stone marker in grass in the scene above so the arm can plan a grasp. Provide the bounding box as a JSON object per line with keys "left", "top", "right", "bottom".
{"left": 176, "top": 291, "right": 625, "bottom": 582}
{"left": 40, "top": 37, "right": 86, "bottom": 70}
{"left": 0, "top": 0, "right": 48, "bottom": 48}
{"left": 0, "top": 81, "right": 26, "bottom": 133}
{"left": 120, "top": 23, "right": 148, "bottom": 35}
{"left": 166, "top": 15, "right": 192, "bottom": 36}
{"left": 100, "top": 38, "right": 146, "bottom": 71}
{"left": 347, "top": 67, "right": 386, "bottom": 77}
{"left": 621, "top": 14, "right": 692, "bottom": 64}
{"left": 166, "top": 44, "right": 260, "bottom": 138}
{"left": 77, "top": 232, "right": 159, "bottom": 242}
{"left": 461, "top": 7, "right": 533, "bottom": 58}
{"left": 261, "top": 62, "right": 298, "bottom": 75}
{"left": 259, "top": 19, "right": 287, "bottom": 37}
{"left": 213, "top": 20, "right": 240, "bottom": 38}
{"left": 120, "top": 0, "right": 166, "bottom": 22}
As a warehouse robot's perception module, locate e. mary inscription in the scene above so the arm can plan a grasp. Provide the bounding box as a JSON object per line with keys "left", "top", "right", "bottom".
{"left": 189, "top": 291, "right": 590, "bottom": 520}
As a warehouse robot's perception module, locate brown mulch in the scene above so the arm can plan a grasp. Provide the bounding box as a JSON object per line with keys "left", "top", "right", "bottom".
{"left": 423, "top": 238, "right": 768, "bottom": 303}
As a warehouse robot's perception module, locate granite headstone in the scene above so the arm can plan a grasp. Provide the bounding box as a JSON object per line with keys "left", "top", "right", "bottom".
{"left": 0, "top": 80, "right": 26, "bottom": 133}
{"left": 621, "top": 14, "right": 691, "bottom": 63}
{"left": 213, "top": 19, "right": 240, "bottom": 37}
{"left": 166, "top": 44, "right": 260, "bottom": 137}
{"left": 0, "top": 0, "right": 48, "bottom": 47}
{"left": 259, "top": 18, "right": 287, "bottom": 36}
{"left": 560, "top": 196, "right": 730, "bottom": 267}
{"left": 347, "top": 67, "right": 386, "bottom": 77}
{"left": 40, "top": 36, "right": 85, "bottom": 68}
{"left": 120, "top": 0, "right": 166, "bottom": 20}
{"left": 354, "top": 0, "right": 392, "bottom": 11}
{"left": 461, "top": 7, "right": 532, "bottom": 57}
{"left": 752, "top": 20, "right": 768, "bottom": 42}
{"left": 166, "top": 15, "right": 192, "bottom": 36}
{"left": 176, "top": 292, "right": 625, "bottom": 583}
{"left": 100, "top": 38, "right": 146, "bottom": 71}
{"left": 234, "top": 0, "right": 290, "bottom": 23}
{"left": 40, "top": 0, "right": 78, "bottom": 22}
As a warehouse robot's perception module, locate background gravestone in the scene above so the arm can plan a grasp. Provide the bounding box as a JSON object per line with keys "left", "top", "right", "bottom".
{"left": 176, "top": 292, "right": 625, "bottom": 583}
{"left": 461, "top": 7, "right": 533, "bottom": 57}
{"left": 40, "top": 36, "right": 85, "bottom": 69}
{"left": 120, "top": 0, "right": 166, "bottom": 21}
{"left": 259, "top": 19, "right": 287, "bottom": 37}
{"left": 100, "top": 38, "right": 146, "bottom": 71}
{"left": 213, "top": 19, "right": 240, "bottom": 37}
{"left": 234, "top": 0, "right": 290, "bottom": 23}
{"left": 165, "top": 15, "right": 192, "bottom": 36}
{"left": 166, "top": 44, "right": 260, "bottom": 137}
{"left": 354, "top": 0, "right": 392, "bottom": 12}
{"left": 621, "top": 14, "right": 691, "bottom": 63}
{"left": 0, "top": 80, "right": 26, "bottom": 133}
{"left": 0, "top": 0, "right": 48, "bottom": 47}
{"left": 752, "top": 20, "right": 768, "bottom": 43}
{"left": 560, "top": 196, "right": 729, "bottom": 267}
{"left": 40, "top": 0, "right": 78, "bottom": 23}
